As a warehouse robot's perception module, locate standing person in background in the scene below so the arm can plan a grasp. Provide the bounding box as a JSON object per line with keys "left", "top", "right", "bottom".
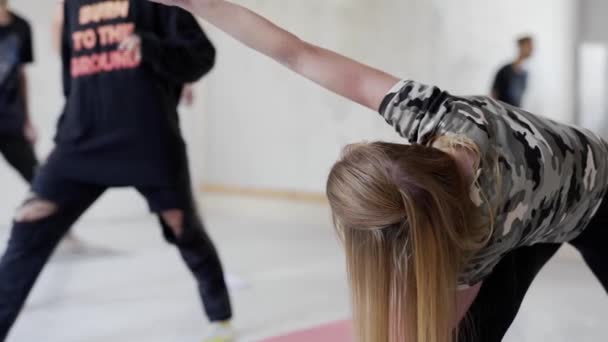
{"left": 50, "top": 0, "right": 197, "bottom": 250}
{"left": 491, "top": 36, "right": 534, "bottom": 107}
{"left": 0, "top": 1, "right": 234, "bottom": 341}
{"left": 0, "top": 0, "right": 38, "bottom": 184}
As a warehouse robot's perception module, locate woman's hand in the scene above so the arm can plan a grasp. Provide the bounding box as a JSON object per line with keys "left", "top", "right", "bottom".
{"left": 118, "top": 34, "right": 142, "bottom": 65}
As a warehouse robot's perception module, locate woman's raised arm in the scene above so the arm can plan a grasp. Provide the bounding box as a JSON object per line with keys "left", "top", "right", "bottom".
{"left": 147, "top": 0, "right": 399, "bottom": 110}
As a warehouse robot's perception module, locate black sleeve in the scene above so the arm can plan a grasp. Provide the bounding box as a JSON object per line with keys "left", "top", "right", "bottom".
{"left": 18, "top": 18, "right": 34, "bottom": 64}
{"left": 61, "top": 4, "right": 71, "bottom": 97}
{"left": 492, "top": 67, "right": 505, "bottom": 96}
{"left": 378, "top": 80, "right": 450, "bottom": 144}
{"left": 139, "top": 7, "right": 215, "bottom": 85}
{"left": 381, "top": 80, "right": 491, "bottom": 156}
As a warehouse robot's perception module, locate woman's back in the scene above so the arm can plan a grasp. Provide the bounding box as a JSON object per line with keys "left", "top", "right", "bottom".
{"left": 380, "top": 80, "right": 608, "bottom": 286}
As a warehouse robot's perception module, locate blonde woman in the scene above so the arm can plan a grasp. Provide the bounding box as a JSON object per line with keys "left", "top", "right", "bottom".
{"left": 149, "top": 0, "right": 608, "bottom": 341}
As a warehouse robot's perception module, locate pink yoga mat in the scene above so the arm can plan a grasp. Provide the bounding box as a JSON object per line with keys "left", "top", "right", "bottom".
{"left": 261, "top": 320, "right": 352, "bottom": 342}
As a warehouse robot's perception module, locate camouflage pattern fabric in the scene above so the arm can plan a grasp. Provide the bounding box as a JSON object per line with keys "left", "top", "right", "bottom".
{"left": 379, "top": 80, "right": 608, "bottom": 286}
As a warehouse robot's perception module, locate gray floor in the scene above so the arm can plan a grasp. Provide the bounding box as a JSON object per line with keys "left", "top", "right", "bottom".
{"left": 0, "top": 196, "right": 606, "bottom": 342}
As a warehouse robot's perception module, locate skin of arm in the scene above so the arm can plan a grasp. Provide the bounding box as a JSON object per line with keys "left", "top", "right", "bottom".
{"left": 52, "top": 0, "right": 64, "bottom": 55}
{"left": 456, "top": 282, "right": 481, "bottom": 326}
{"left": 19, "top": 68, "right": 36, "bottom": 143}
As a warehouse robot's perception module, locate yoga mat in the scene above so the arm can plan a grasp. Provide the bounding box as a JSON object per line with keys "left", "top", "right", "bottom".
{"left": 261, "top": 320, "right": 352, "bottom": 342}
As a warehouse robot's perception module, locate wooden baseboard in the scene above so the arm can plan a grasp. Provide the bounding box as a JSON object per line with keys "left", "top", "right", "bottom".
{"left": 200, "top": 184, "right": 327, "bottom": 203}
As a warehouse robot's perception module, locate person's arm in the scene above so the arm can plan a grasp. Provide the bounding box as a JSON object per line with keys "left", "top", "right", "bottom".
{"left": 18, "top": 71, "right": 29, "bottom": 123}
{"left": 456, "top": 282, "right": 481, "bottom": 326}
{"left": 180, "top": 83, "right": 196, "bottom": 107}
{"left": 491, "top": 68, "right": 504, "bottom": 99}
{"left": 121, "top": 6, "right": 216, "bottom": 84}
{"left": 19, "top": 19, "right": 36, "bottom": 143}
{"left": 148, "top": 0, "right": 399, "bottom": 111}
{"left": 52, "top": 0, "right": 65, "bottom": 55}
{"left": 18, "top": 69, "right": 36, "bottom": 143}
{"left": 60, "top": 1, "right": 71, "bottom": 98}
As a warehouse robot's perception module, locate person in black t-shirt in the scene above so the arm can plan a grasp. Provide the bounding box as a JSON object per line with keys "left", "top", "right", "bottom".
{"left": 0, "top": 0, "right": 38, "bottom": 183}
{"left": 0, "top": 1, "right": 233, "bottom": 341}
{"left": 491, "top": 36, "right": 534, "bottom": 107}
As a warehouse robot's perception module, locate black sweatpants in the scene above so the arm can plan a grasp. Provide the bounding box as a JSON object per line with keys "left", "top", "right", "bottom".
{"left": 0, "top": 153, "right": 232, "bottom": 341}
{"left": 459, "top": 194, "right": 608, "bottom": 341}
{"left": 0, "top": 135, "right": 38, "bottom": 183}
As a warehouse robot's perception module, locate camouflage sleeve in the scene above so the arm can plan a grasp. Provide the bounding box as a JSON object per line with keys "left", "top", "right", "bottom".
{"left": 378, "top": 80, "right": 451, "bottom": 146}
{"left": 435, "top": 99, "right": 492, "bottom": 157}
{"left": 379, "top": 80, "right": 492, "bottom": 157}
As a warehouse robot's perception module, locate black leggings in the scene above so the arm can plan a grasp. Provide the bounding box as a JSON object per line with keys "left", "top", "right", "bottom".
{"left": 459, "top": 196, "right": 608, "bottom": 341}
{"left": 0, "top": 135, "right": 38, "bottom": 183}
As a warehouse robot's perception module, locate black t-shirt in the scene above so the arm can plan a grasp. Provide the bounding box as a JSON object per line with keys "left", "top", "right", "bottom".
{"left": 492, "top": 64, "right": 528, "bottom": 107}
{"left": 48, "top": 0, "right": 215, "bottom": 187}
{"left": 0, "top": 12, "right": 33, "bottom": 136}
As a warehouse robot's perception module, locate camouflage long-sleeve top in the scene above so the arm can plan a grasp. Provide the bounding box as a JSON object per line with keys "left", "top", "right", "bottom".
{"left": 379, "top": 80, "right": 608, "bottom": 286}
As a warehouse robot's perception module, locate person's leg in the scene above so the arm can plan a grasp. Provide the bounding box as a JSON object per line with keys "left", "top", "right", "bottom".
{"left": 137, "top": 188, "right": 232, "bottom": 323}
{"left": 569, "top": 196, "right": 608, "bottom": 292}
{"left": 0, "top": 176, "right": 104, "bottom": 341}
{"left": 0, "top": 136, "right": 85, "bottom": 253}
{"left": 458, "top": 243, "right": 561, "bottom": 342}
{"left": 0, "top": 135, "right": 38, "bottom": 183}
{"left": 137, "top": 158, "right": 232, "bottom": 323}
{"left": 160, "top": 207, "right": 233, "bottom": 321}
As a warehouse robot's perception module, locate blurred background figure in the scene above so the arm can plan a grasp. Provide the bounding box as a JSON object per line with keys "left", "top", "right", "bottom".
{"left": 491, "top": 36, "right": 534, "bottom": 107}
{"left": 0, "top": 0, "right": 38, "bottom": 184}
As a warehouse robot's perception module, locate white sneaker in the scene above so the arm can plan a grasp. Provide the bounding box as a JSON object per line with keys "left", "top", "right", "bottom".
{"left": 203, "top": 321, "right": 236, "bottom": 342}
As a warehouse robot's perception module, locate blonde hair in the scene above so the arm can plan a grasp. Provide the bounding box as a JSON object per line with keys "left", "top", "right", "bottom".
{"left": 327, "top": 140, "right": 490, "bottom": 342}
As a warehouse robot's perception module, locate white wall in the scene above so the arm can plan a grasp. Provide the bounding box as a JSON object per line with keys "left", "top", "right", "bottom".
{"left": 578, "top": 43, "right": 607, "bottom": 131}
{"left": 580, "top": 0, "right": 608, "bottom": 41}
{"left": 202, "top": 0, "right": 578, "bottom": 193}
{"left": 578, "top": 0, "right": 608, "bottom": 137}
